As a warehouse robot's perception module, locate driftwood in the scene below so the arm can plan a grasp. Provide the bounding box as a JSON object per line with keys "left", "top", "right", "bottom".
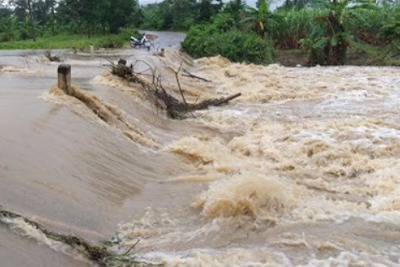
{"left": 182, "top": 69, "right": 212, "bottom": 83}
{"left": 45, "top": 50, "right": 61, "bottom": 62}
{"left": 111, "top": 59, "right": 240, "bottom": 119}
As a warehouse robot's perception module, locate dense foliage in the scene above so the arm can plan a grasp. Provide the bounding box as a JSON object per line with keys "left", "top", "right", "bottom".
{"left": 0, "top": 0, "right": 399, "bottom": 65}
{"left": 0, "top": 0, "right": 140, "bottom": 42}
{"left": 181, "top": 0, "right": 399, "bottom": 65}
{"left": 297, "top": 0, "right": 379, "bottom": 65}
{"left": 182, "top": 13, "right": 275, "bottom": 64}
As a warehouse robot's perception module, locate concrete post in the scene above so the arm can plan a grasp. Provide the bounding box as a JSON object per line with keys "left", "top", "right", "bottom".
{"left": 57, "top": 64, "right": 71, "bottom": 95}
{"left": 89, "top": 44, "right": 94, "bottom": 57}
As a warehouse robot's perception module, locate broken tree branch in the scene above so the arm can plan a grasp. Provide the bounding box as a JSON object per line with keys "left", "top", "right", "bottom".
{"left": 182, "top": 69, "right": 212, "bottom": 83}
{"left": 110, "top": 58, "right": 241, "bottom": 119}
{"left": 45, "top": 50, "right": 61, "bottom": 62}
{"left": 168, "top": 63, "right": 188, "bottom": 106}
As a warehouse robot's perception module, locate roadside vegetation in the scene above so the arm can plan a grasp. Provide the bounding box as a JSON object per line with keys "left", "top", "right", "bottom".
{"left": 0, "top": 0, "right": 399, "bottom": 66}
{"left": 182, "top": 0, "right": 400, "bottom": 65}
{"left": 0, "top": 32, "right": 134, "bottom": 50}
{"left": 0, "top": 0, "right": 140, "bottom": 49}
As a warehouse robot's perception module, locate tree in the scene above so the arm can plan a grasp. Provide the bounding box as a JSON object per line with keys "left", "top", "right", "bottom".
{"left": 380, "top": 4, "right": 400, "bottom": 59}
{"left": 56, "top": 0, "right": 106, "bottom": 37}
{"left": 0, "top": 0, "right": 12, "bottom": 18}
{"left": 197, "top": 0, "right": 214, "bottom": 23}
{"left": 9, "top": 0, "right": 56, "bottom": 40}
{"left": 282, "top": 0, "right": 312, "bottom": 9}
{"left": 299, "top": 0, "right": 377, "bottom": 65}
{"left": 45, "top": 0, "right": 57, "bottom": 34}
{"left": 105, "top": 0, "right": 137, "bottom": 34}
{"left": 10, "top": 0, "right": 28, "bottom": 21}
{"left": 224, "top": 0, "right": 246, "bottom": 23}
{"left": 0, "top": 16, "right": 18, "bottom": 41}
{"left": 31, "top": 0, "right": 57, "bottom": 30}
{"left": 241, "top": 0, "right": 280, "bottom": 37}
{"left": 56, "top": 0, "right": 138, "bottom": 35}
{"left": 132, "top": 6, "right": 145, "bottom": 27}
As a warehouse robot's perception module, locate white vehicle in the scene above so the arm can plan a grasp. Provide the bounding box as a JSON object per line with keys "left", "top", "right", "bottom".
{"left": 130, "top": 33, "right": 151, "bottom": 51}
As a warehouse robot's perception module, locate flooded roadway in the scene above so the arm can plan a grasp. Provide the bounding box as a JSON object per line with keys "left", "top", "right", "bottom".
{"left": 1, "top": 32, "right": 400, "bottom": 266}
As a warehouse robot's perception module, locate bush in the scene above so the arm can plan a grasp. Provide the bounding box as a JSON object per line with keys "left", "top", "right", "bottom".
{"left": 272, "top": 8, "right": 319, "bottom": 49}
{"left": 182, "top": 14, "right": 275, "bottom": 65}
{"left": 95, "top": 35, "right": 125, "bottom": 48}
{"left": 381, "top": 5, "right": 400, "bottom": 41}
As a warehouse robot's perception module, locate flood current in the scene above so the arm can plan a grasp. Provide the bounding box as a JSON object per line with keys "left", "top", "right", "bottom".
{"left": 1, "top": 31, "right": 400, "bottom": 266}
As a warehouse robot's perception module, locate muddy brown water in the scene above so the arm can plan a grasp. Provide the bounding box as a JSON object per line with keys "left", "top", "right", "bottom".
{"left": 1, "top": 31, "right": 400, "bottom": 266}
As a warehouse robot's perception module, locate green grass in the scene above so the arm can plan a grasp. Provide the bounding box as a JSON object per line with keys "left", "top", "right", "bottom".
{"left": 0, "top": 32, "right": 135, "bottom": 50}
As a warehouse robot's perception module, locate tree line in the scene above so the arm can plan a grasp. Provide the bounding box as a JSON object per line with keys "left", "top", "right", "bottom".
{"left": 0, "top": 0, "right": 228, "bottom": 42}
{"left": 0, "top": 0, "right": 399, "bottom": 66}
{"left": 0, "top": 0, "right": 140, "bottom": 41}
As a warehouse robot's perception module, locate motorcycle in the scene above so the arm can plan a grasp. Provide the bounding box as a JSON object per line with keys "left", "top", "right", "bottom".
{"left": 130, "top": 33, "right": 151, "bottom": 51}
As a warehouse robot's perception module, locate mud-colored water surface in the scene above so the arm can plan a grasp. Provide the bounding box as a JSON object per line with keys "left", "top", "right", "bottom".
{"left": 1, "top": 32, "right": 399, "bottom": 266}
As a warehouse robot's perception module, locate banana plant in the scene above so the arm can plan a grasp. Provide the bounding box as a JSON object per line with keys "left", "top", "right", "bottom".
{"left": 18, "top": 16, "right": 42, "bottom": 40}
{"left": 0, "top": 16, "right": 18, "bottom": 41}
{"left": 299, "top": 0, "right": 377, "bottom": 65}
{"left": 379, "top": 5, "right": 400, "bottom": 61}
{"left": 241, "top": 0, "right": 280, "bottom": 37}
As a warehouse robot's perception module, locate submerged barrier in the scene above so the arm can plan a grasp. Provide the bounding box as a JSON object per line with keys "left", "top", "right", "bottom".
{"left": 57, "top": 64, "right": 71, "bottom": 95}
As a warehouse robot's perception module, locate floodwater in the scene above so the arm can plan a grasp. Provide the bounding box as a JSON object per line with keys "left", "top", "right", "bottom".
{"left": 1, "top": 31, "right": 400, "bottom": 266}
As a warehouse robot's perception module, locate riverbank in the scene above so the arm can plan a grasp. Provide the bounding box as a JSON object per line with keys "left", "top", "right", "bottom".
{"left": 0, "top": 33, "right": 134, "bottom": 50}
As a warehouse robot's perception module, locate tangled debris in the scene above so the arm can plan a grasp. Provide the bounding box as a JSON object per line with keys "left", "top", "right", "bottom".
{"left": 111, "top": 58, "right": 241, "bottom": 119}
{"left": 45, "top": 50, "right": 61, "bottom": 62}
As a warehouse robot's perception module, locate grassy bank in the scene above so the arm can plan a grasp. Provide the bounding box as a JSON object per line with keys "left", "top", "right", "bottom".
{"left": 0, "top": 32, "right": 136, "bottom": 50}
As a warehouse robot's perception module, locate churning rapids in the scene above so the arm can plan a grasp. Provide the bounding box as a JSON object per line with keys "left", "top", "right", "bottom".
{"left": 1, "top": 31, "right": 400, "bottom": 267}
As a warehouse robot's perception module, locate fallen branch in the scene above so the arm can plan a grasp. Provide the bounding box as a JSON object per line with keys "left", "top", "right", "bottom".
{"left": 182, "top": 69, "right": 212, "bottom": 83}
{"left": 111, "top": 58, "right": 241, "bottom": 119}
{"left": 45, "top": 50, "right": 61, "bottom": 62}
{"left": 190, "top": 93, "right": 242, "bottom": 110}
{"left": 169, "top": 63, "right": 187, "bottom": 106}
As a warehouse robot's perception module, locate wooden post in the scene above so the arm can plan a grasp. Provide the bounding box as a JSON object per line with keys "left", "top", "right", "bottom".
{"left": 57, "top": 64, "right": 71, "bottom": 95}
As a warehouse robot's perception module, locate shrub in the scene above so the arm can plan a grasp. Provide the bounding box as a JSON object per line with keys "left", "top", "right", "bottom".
{"left": 95, "top": 35, "right": 125, "bottom": 48}
{"left": 182, "top": 14, "right": 275, "bottom": 65}
{"left": 347, "top": 8, "right": 388, "bottom": 45}
{"left": 381, "top": 5, "right": 400, "bottom": 41}
{"left": 272, "top": 8, "right": 319, "bottom": 49}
